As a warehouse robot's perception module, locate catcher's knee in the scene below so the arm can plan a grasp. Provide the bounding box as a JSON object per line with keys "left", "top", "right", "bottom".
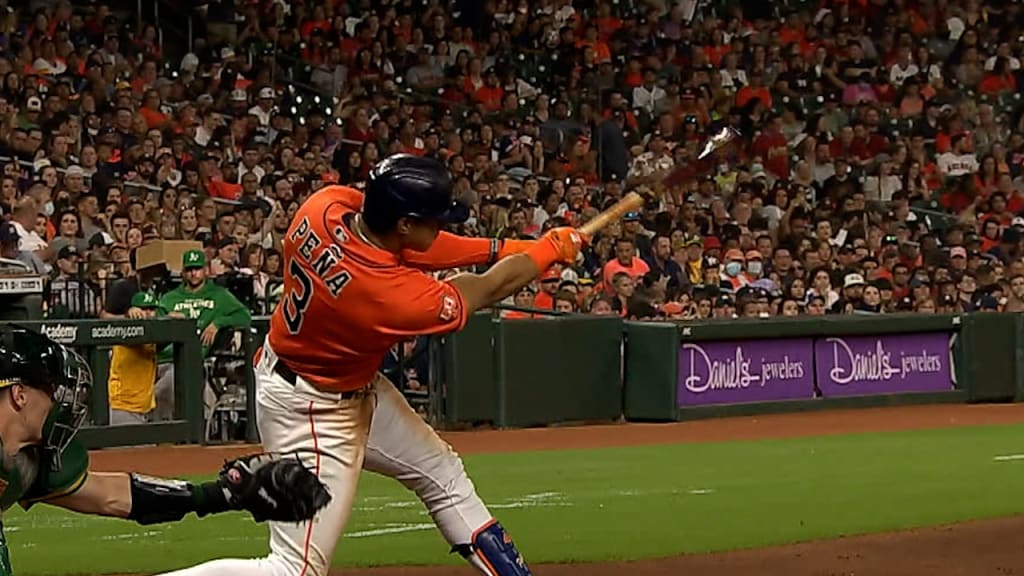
{"left": 452, "top": 520, "right": 532, "bottom": 576}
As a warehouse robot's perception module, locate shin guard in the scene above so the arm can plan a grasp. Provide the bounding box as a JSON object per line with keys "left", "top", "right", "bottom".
{"left": 452, "top": 520, "right": 532, "bottom": 576}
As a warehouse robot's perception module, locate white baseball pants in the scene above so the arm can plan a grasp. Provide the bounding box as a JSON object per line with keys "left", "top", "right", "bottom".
{"left": 156, "top": 342, "right": 495, "bottom": 576}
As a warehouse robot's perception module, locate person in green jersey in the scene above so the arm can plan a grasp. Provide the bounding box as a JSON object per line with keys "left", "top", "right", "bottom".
{"left": 153, "top": 249, "right": 251, "bottom": 421}
{"left": 0, "top": 326, "right": 326, "bottom": 576}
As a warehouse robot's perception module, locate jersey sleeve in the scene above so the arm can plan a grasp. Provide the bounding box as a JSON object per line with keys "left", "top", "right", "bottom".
{"left": 382, "top": 273, "right": 469, "bottom": 337}
{"left": 19, "top": 439, "right": 89, "bottom": 509}
{"left": 400, "top": 232, "right": 498, "bottom": 271}
{"left": 317, "top": 185, "right": 365, "bottom": 210}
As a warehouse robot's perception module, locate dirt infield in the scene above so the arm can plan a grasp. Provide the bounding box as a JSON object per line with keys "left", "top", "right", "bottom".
{"left": 95, "top": 403, "right": 1024, "bottom": 576}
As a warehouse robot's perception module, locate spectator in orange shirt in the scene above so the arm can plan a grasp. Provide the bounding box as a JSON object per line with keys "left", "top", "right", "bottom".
{"left": 735, "top": 70, "right": 772, "bottom": 110}
{"left": 979, "top": 57, "right": 1017, "bottom": 96}
{"left": 533, "top": 267, "right": 562, "bottom": 309}
{"left": 602, "top": 236, "right": 650, "bottom": 294}
{"left": 473, "top": 68, "right": 504, "bottom": 112}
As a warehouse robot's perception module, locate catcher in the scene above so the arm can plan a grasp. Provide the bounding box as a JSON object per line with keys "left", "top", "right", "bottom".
{"left": 0, "top": 326, "right": 330, "bottom": 575}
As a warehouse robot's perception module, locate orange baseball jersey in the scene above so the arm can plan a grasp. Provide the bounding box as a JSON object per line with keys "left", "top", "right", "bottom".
{"left": 267, "top": 185, "right": 504, "bottom": 392}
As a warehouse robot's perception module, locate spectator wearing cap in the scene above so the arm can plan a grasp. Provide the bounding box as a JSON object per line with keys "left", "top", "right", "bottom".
{"left": 679, "top": 236, "right": 704, "bottom": 285}
{"left": 503, "top": 286, "right": 537, "bottom": 319}
{"left": 602, "top": 236, "right": 650, "bottom": 295}
{"left": 805, "top": 295, "right": 827, "bottom": 316}
{"left": 620, "top": 210, "right": 653, "bottom": 258}
{"left": 49, "top": 244, "right": 99, "bottom": 318}
{"left": 835, "top": 273, "right": 867, "bottom": 314}
{"left": 108, "top": 291, "right": 160, "bottom": 426}
{"left": 950, "top": 246, "right": 969, "bottom": 273}
{"left": 909, "top": 275, "right": 932, "bottom": 306}
{"left": 0, "top": 221, "right": 45, "bottom": 274}
{"left": 720, "top": 249, "right": 748, "bottom": 292}
{"left": 154, "top": 249, "right": 251, "bottom": 421}
{"left": 713, "top": 294, "right": 736, "bottom": 319}
{"left": 533, "top": 267, "right": 562, "bottom": 310}
{"left": 249, "top": 87, "right": 275, "bottom": 127}
{"left": 744, "top": 250, "right": 765, "bottom": 283}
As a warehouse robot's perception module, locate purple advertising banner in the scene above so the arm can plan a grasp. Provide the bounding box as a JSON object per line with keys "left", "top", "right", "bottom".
{"left": 815, "top": 332, "right": 953, "bottom": 397}
{"left": 677, "top": 339, "right": 815, "bottom": 406}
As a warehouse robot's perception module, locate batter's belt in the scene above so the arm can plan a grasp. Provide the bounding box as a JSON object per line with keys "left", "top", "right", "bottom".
{"left": 272, "top": 360, "right": 370, "bottom": 399}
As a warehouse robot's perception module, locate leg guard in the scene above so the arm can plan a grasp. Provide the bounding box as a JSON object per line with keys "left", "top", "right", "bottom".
{"left": 452, "top": 520, "right": 532, "bottom": 576}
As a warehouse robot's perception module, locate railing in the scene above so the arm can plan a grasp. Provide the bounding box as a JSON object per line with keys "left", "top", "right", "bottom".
{"left": 33, "top": 310, "right": 1024, "bottom": 449}
{"left": 21, "top": 318, "right": 206, "bottom": 448}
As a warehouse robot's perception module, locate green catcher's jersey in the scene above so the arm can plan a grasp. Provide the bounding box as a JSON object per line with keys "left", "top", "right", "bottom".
{"left": 0, "top": 436, "right": 88, "bottom": 576}
{"left": 0, "top": 438, "right": 89, "bottom": 512}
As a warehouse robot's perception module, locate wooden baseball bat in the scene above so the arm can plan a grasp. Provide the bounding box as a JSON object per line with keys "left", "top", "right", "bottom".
{"left": 578, "top": 192, "right": 644, "bottom": 237}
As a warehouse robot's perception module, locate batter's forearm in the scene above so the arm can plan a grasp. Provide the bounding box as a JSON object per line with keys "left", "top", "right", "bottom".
{"left": 402, "top": 233, "right": 537, "bottom": 271}
{"left": 402, "top": 232, "right": 499, "bottom": 270}
{"left": 450, "top": 254, "right": 542, "bottom": 313}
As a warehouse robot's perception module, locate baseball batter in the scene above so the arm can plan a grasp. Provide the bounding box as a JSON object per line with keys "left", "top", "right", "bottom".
{"left": 0, "top": 326, "right": 329, "bottom": 576}
{"left": 158, "top": 154, "right": 586, "bottom": 576}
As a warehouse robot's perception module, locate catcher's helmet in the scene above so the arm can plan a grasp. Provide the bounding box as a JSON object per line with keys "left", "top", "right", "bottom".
{"left": 0, "top": 326, "right": 91, "bottom": 466}
{"left": 362, "top": 154, "right": 469, "bottom": 233}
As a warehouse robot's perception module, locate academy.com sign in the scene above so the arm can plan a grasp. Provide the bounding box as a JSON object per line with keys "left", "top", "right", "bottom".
{"left": 39, "top": 323, "right": 145, "bottom": 344}
{"left": 40, "top": 323, "right": 78, "bottom": 344}
{"left": 90, "top": 323, "right": 146, "bottom": 340}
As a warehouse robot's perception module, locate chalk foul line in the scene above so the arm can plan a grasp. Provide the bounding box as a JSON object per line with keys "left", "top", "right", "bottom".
{"left": 993, "top": 454, "right": 1024, "bottom": 461}
{"left": 348, "top": 523, "right": 435, "bottom": 538}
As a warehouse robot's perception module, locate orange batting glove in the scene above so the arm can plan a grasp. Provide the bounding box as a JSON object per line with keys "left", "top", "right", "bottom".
{"left": 526, "top": 227, "right": 588, "bottom": 271}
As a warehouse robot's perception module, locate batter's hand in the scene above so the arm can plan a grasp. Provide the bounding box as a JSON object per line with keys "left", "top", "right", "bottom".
{"left": 542, "top": 227, "right": 588, "bottom": 264}
{"left": 217, "top": 452, "right": 331, "bottom": 523}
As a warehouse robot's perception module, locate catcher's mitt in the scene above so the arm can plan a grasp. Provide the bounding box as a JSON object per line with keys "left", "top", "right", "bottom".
{"left": 217, "top": 452, "right": 331, "bottom": 522}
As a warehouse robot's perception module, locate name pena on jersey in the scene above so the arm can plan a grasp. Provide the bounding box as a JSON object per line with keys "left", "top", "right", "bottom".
{"left": 288, "top": 216, "right": 352, "bottom": 298}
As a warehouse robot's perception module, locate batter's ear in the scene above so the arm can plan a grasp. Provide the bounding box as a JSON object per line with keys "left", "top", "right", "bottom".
{"left": 395, "top": 216, "right": 415, "bottom": 235}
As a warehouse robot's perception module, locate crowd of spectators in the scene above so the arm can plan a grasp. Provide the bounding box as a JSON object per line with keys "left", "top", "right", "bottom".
{"left": 4, "top": 0, "right": 1024, "bottom": 329}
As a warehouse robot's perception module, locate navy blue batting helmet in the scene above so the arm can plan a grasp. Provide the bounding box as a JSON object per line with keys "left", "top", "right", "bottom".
{"left": 362, "top": 154, "right": 469, "bottom": 232}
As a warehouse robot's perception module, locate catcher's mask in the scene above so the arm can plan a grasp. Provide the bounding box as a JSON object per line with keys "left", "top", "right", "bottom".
{"left": 0, "top": 326, "right": 92, "bottom": 469}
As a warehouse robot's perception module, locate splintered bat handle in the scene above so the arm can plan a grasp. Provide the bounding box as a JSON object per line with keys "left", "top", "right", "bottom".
{"left": 579, "top": 192, "right": 644, "bottom": 237}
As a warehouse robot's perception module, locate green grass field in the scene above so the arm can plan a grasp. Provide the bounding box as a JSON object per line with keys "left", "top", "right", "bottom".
{"left": 10, "top": 423, "right": 1024, "bottom": 575}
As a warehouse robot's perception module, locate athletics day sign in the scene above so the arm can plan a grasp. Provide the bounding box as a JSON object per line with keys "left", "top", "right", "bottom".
{"left": 815, "top": 332, "right": 953, "bottom": 397}
{"left": 677, "top": 339, "right": 815, "bottom": 406}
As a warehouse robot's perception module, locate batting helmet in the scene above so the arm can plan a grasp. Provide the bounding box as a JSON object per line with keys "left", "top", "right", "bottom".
{"left": 362, "top": 154, "right": 469, "bottom": 233}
